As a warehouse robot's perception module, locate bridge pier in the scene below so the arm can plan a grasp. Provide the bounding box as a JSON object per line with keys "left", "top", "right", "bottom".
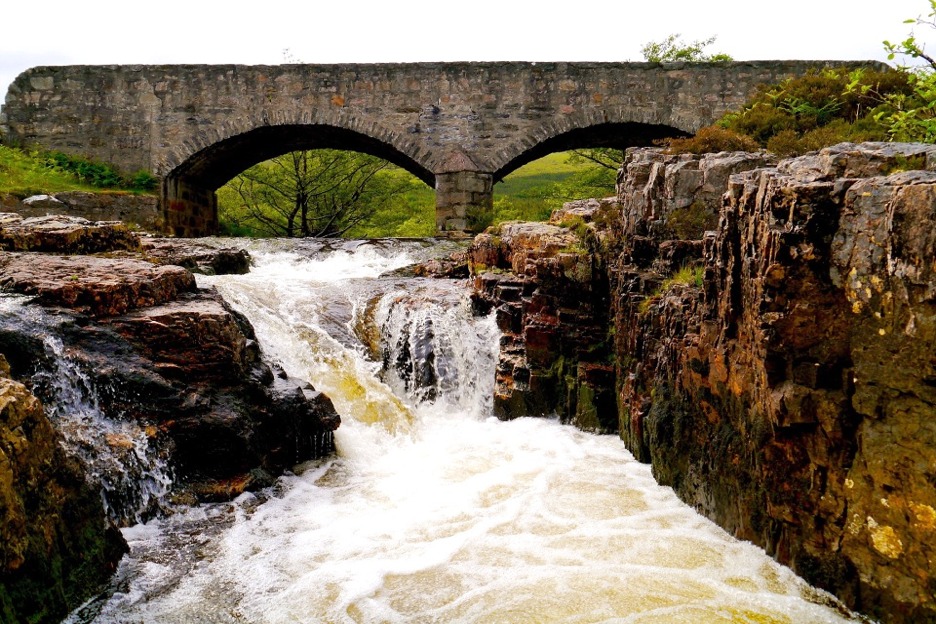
{"left": 435, "top": 171, "right": 493, "bottom": 233}
{"left": 162, "top": 177, "right": 219, "bottom": 237}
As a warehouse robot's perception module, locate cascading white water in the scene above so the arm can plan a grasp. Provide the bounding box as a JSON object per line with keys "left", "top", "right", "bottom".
{"left": 39, "top": 336, "right": 173, "bottom": 525}
{"left": 0, "top": 296, "right": 172, "bottom": 526}
{"left": 72, "top": 239, "right": 865, "bottom": 624}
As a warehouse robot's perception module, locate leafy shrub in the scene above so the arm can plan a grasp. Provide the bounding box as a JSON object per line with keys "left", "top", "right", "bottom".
{"left": 126, "top": 170, "right": 159, "bottom": 192}
{"left": 45, "top": 152, "right": 123, "bottom": 187}
{"left": 665, "top": 200, "right": 719, "bottom": 239}
{"left": 662, "top": 126, "right": 760, "bottom": 154}
{"left": 41, "top": 151, "right": 160, "bottom": 192}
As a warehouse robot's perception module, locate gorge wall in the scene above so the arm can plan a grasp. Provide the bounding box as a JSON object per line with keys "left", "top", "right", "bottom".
{"left": 471, "top": 142, "right": 936, "bottom": 623}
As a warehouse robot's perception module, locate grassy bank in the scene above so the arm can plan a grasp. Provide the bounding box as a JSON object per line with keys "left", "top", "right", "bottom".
{"left": 0, "top": 146, "right": 157, "bottom": 197}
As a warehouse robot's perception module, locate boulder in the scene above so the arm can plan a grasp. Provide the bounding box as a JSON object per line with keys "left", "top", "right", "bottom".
{"left": 141, "top": 238, "right": 251, "bottom": 275}
{"left": 0, "top": 253, "right": 196, "bottom": 316}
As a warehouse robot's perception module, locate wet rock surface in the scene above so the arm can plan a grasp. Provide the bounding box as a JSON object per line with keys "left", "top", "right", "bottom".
{"left": 0, "top": 253, "right": 197, "bottom": 316}
{"left": 0, "top": 356, "right": 127, "bottom": 624}
{"left": 474, "top": 142, "right": 936, "bottom": 623}
{"left": 141, "top": 237, "right": 252, "bottom": 275}
{"left": 469, "top": 220, "right": 615, "bottom": 431}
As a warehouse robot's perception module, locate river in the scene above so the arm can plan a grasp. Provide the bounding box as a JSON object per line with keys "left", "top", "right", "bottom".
{"left": 66, "top": 238, "right": 864, "bottom": 624}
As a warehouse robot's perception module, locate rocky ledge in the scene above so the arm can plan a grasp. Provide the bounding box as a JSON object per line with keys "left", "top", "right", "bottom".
{"left": 0, "top": 214, "right": 339, "bottom": 623}
{"left": 472, "top": 142, "right": 936, "bottom": 623}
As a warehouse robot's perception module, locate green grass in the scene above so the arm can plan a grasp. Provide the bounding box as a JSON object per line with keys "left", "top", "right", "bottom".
{"left": 661, "top": 265, "right": 704, "bottom": 289}
{"left": 0, "top": 145, "right": 99, "bottom": 196}
{"left": 492, "top": 151, "right": 613, "bottom": 224}
{"left": 0, "top": 145, "right": 157, "bottom": 197}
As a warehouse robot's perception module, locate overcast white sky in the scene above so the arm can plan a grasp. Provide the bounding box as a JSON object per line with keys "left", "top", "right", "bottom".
{"left": 1, "top": 0, "right": 932, "bottom": 100}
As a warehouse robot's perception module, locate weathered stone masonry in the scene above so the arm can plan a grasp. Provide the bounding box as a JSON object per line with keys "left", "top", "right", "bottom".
{"left": 1, "top": 61, "right": 878, "bottom": 235}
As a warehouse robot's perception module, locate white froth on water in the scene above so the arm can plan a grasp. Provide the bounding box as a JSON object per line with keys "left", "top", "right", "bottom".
{"left": 79, "top": 239, "right": 863, "bottom": 624}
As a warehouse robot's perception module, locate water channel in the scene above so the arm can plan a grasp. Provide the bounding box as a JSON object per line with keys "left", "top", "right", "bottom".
{"left": 65, "top": 238, "right": 863, "bottom": 623}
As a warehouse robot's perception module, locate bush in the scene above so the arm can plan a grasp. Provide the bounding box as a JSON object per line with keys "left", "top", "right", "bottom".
{"left": 45, "top": 152, "right": 123, "bottom": 187}
{"left": 668, "top": 66, "right": 927, "bottom": 158}
{"left": 662, "top": 126, "right": 760, "bottom": 154}
{"left": 665, "top": 200, "right": 719, "bottom": 239}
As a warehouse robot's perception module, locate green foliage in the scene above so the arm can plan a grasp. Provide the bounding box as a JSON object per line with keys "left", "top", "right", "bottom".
{"left": 661, "top": 265, "right": 705, "bottom": 289}
{"left": 218, "top": 150, "right": 433, "bottom": 238}
{"left": 126, "top": 170, "right": 159, "bottom": 192}
{"left": 346, "top": 183, "right": 435, "bottom": 238}
{"left": 884, "top": 0, "right": 936, "bottom": 69}
{"left": 664, "top": 200, "right": 719, "bottom": 239}
{"left": 662, "top": 126, "right": 760, "bottom": 154}
{"left": 492, "top": 151, "right": 616, "bottom": 225}
{"left": 674, "top": 61, "right": 932, "bottom": 157}
{"left": 667, "top": 5, "right": 936, "bottom": 155}
{"left": 640, "top": 34, "right": 733, "bottom": 63}
{"left": 637, "top": 265, "right": 704, "bottom": 315}
{"left": 44, "top": 151, "right": 124, "bottom": 187}
{"left": 872, "top": 68, "right": 936, "bottom": 142}
{"left": 0, "top": 145, "right": 100, "bottom": 195}
{"left": 41, "top": 152, "right": 158, "bottom": 192}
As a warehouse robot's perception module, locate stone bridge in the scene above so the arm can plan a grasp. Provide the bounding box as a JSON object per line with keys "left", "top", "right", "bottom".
{"left": 0, "top": 61, "right": 867, "bottom": 235}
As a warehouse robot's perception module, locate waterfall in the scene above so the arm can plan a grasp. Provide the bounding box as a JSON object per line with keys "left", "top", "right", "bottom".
{"left": 0, "top": 296, "right": 172, "bottom": 526}
{"left": 38, "top": 335, "right": 173, "bottom": 525}
{"left": 65, "top": 239, "right": 864, "bottom": 624}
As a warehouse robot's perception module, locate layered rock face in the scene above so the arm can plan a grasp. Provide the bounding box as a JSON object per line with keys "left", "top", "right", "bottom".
{"left": 614, "top": 144, "right": 936, "bottom": 623}
{"left": 468, "top": 213, "right": 616, "bottom": 431}
{"left": 473, "top": 143, "right": 936, "bottom": 622}
{"left": 0, "top": 356, "right": 127, "bottom": 623}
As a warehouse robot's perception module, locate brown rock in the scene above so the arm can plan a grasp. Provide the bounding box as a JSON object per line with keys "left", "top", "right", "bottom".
{"left": 0, "top": 370, "right": 126, "bottom": 623}
{"left": 0, "top": 253, "right": 196, "bottom": 316}
{"left": 612, "top": 143, "right": 936, "bottom": 623}
{"left": 0, "top": 214, "right": 141, "bottom": 253}
{"left": 141, "top": 237, "right": 251, "bottom": 275}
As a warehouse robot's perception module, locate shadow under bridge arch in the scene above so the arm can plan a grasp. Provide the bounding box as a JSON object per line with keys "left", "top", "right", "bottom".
{"left": 491, "top": 122, "right": 690, "bottom": 182}
{"left": 161, "top": 124, "right": 435, "bottom": 237}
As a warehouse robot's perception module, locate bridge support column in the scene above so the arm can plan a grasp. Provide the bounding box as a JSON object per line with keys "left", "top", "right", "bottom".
{"left": 435, "top": 171, "right": 493, "bottom": 233}
{"left": 161, "top": 177, "right": 219, "bottom": 237}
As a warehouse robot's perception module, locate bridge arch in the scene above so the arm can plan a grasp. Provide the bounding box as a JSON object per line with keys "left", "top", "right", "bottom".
{"left": 491, "top": 121, "right": 690, "bottom": 182}
{"left": 162, "top": 119, "right": 436, "bottom": 237}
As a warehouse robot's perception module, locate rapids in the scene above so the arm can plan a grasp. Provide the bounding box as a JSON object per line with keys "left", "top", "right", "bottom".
{"left": 67, "top": 238, "right": 866, "bottom": 624}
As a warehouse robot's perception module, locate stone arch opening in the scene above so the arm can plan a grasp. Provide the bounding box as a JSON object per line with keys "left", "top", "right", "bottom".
{"left": 162, "top": 124, "right": 435, "bottom": 237}
{"left": 492, "top": 122, "right": 689, "bottom": 182}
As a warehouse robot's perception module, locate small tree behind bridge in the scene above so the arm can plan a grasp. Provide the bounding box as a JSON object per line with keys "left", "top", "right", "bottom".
{"left": 219, "top": 149, "right": 416, "bottom": 238}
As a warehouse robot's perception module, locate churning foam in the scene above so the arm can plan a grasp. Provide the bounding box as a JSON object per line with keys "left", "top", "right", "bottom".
{"left": 77, "top": 240, "right": 863, "bottom": 624}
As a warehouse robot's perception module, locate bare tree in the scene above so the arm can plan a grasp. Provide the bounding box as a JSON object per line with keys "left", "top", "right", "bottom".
{"left": 222, "top": 150, "right": 407, "bottom": 237}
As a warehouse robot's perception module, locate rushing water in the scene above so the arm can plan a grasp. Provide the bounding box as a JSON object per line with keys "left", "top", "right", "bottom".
{"left": 66, "top": 238, "right": 864, "bottom": 624}
{"left": 0, "top": 296, "right": 173, "bottom": 526}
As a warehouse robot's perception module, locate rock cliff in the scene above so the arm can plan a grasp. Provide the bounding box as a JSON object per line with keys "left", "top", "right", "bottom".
{"left": 471, "top": 143, "right": 936, "bottom": 623}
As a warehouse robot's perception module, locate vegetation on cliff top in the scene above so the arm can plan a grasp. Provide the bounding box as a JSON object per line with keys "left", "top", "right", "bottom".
{"left": 663, "top": 2, "right": 936, "bottom": 155}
